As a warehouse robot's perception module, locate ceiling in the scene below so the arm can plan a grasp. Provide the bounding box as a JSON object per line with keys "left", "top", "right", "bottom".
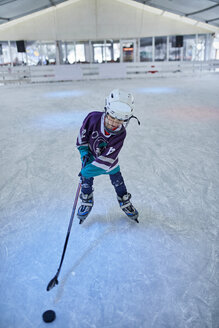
{"left": 134, "top": 0, "right": 219, "bottom": 27}
{"left": 0, "top": 0, "right": 68, "bottom": 25}
{"left": 0, "top": 0, "right": 219, "bottom": 27}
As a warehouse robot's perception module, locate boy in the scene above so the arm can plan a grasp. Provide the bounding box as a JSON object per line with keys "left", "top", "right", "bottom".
{"left": 76, "top": 89, "right": 140, "bottom": 224}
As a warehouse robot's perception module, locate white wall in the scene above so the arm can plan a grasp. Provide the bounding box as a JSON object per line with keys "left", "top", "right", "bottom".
{"left": 0, "top": 0, "right": 218, "bottom": 41}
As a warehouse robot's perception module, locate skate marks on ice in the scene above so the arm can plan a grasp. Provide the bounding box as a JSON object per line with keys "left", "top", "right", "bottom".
{"left": 0, "top": 303, "right": 36, "bottom": 328}
{"left": 54, "top": 213, "right": 217, "bottom": 327}
{"left": 53, "top": 220, "right": 134, "bottom": 303}
{"left": 0, "top": 77, "right": 218, "bottom": 327}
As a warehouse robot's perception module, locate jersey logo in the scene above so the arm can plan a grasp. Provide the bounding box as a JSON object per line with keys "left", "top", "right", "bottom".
{"left": 92, "top": 131, "right": 99, "bottom": 139}
{"left": 93, "top": 137, "right": 108, "bottom": 156}
{"left": 106, "top": 147, "right": 116, "bottom": 156}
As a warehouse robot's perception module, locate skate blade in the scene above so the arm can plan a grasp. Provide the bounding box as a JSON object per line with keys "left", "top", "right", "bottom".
{"left": 129, "top": 217, "right": 139, "bottom": 223}
{"left": 127, "top": 214, "right": 139, "bottom": 223}
{"left": 77, "top": 213, "right": 88, "bottom": 224}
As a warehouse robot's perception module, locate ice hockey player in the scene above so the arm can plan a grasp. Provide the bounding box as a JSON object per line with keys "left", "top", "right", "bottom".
{"left": 76, "top": 89, "right": 140, "bottom": 224}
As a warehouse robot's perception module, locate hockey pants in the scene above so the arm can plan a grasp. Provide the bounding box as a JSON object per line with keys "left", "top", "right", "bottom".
{"left": 81, "top": 171, "right": 127, "bottom": 197}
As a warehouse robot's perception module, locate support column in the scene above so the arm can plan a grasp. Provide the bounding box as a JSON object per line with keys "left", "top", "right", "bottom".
{"left": 8, "top": 41, "right": 13, "bottom": 66}
{"left": 152, "top": 36, "right": 155, "bottom": 62}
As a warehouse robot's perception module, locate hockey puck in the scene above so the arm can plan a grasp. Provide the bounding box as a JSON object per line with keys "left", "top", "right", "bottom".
{"left": 42, "top": 310, "right": 56, "bottom": 323}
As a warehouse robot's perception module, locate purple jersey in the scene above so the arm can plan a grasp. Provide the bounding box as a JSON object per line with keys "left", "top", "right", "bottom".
{"left": 76, "top": 111, "right": 126, "bottom": 173}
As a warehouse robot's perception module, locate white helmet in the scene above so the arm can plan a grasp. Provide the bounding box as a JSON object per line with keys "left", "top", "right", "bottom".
{"left": 105, "top": 89, "right": 134, "bottom": 122}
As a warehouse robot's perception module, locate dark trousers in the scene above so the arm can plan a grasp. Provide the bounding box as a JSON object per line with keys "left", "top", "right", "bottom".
{"left": 81, "top": 171, "right": 127, "bottom": 197}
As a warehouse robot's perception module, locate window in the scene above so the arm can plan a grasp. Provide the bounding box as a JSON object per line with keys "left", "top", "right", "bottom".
{"left": 76, "top": 42, "right": 86, "bottom": 63}
{"left": 40, "top": 42, "right": 56, "bottom": 65}
{"left": 91, "top": 41, "right": 115, "bottom": 63}
{"left": 212, "top": 35, "right": 219, "bottom": 60}
{"left": 183, "top": 35, "right": 196, "bottom": 61}
{"left": 92, "top": 41, "right": 103, "bottom": 63}
{"left": 140, "top": 37, "right": 152, "bottom": 62}
{"left": 26, "top": 41, "right": 42, "bottom": 65}
{"left": 62, "top": 41, "right": 91, "bottom": 64}
{"left": 61, "top": 42, "right": 75, "bottom": 64}
{"left": 196, "top": 34, "right": 206, "bottom": 61}
{"left": 169, "top": 36, "right": 182, "bottom": 61}
{"left": 0, "top": 41, "right": 10, "bottom": 66}
{"left": 155, "top": 36, "right": 167, "bottom": 61}
{"left": 104, "top": 40, "right": 114, "bottom": 62}
{"left": 113, "top": 41, "right": 120, "bottom": 62}
{"left": 7, "top": 41, "right": 27, "bottom": 66}
{"left": 122, "top": 41, "right": 134, "bottom": 62}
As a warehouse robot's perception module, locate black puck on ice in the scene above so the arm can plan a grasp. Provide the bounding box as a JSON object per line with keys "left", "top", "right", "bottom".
{"left": 42, "top": 310, "right": 56, "bottom": 323}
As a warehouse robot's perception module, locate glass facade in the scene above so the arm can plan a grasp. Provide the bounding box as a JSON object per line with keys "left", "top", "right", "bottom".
{"left": 104, "top": 40, "right": 114, "bottom": 62}
{"left": 122, "top": 41, "right": 134, "bottom": 62}
{"left": 155, "top": 36, "right": 167, "bottom": 61}
{"left": 91, "top": 40, "right": 120, "bottom": 63}
{"left": 60, "top": 41, "right": 87, "bottom": 64}
{"left": 169, "top": 36, "right": 182, "bottom": 61}
{"left": 61, "top": 42, "right": 75, "bottom": 64}
{"left": 140, "top": 37, "right": 152, "bottom": 62}
{"left": 196, "top": 34, "right": 206, "bottom": 61}
{"left": 92, "top": 41, "right": 105, "bottom": 63}
{"left": 40, "top": 42, "right": 56, "bottom": 65}
{"left": 183, "top": 35, "right": 196, "bottom": 61}
{"left": 26, "top": 41, "right": 42, "bottom": 65}
{"left": 75, "top": 42, "right": 86, "bottom": 63}
{"left": 10, "top": 41, "right": 27, "bottom": 66}
{"left": 0, "top": 33, "right": 217, "bottom": 66}
{"left": 113, "top": 41, "right": 120, "bottom": 62}
{"left": 0, "top": 41, "right": 10, "bottom": 65}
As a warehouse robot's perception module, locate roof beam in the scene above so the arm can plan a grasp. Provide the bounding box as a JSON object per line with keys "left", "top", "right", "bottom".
{"left": 6, "top": 5, "right": 54, "bottom": 22}
{"left": 205, "top": 17, "right": 219, "bottom": 23}
{"left": 48, "top": 0, "right": 56, "bottom": 5}
{"left": 186, "top": 4, "right": 219, "bottom": 17}
{"left": 0, "top": 17, "right": 10, "bottom": 21}
{"left": 0, "top": 0, "right": 17, "bottom": 6}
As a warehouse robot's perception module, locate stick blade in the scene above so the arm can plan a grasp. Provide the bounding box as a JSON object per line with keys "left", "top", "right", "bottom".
{"left": 47, "top": 275, "right": 58, "bottom": 291}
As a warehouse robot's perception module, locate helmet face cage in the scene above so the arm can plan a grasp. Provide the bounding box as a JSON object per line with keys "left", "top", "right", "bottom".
{"left": 104, "top": 89, "right": 134, "bottom": 135}
{"left": 103, "top": 89, "right": 135, "bottom": 134}
{"left": 104, "top": 110, "right": 130, "bottom": 135}
{"left": 104, "top": 111, "right": 128, "bottom": 135}
{"left": 106, "top": 107, "right": 131, "bottom": 122}
{"left": 104, "top": 90, "right": 140, "bottom": 134}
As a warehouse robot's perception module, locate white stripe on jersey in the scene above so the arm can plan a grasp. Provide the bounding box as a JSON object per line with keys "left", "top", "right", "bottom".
{"left": 92, "top": 161, "right": 110, "bottom": 171}
{"left": 92, "top": 160, "right": 119, "bottom": 172}
{"left": 98, "top": 155, "right": 117, "bottom": 164}
{"left": 107, "top": 163, "right": 119, "bottom": 172}
{"left": 77, "top": 143, "right": 89, "bottom": 148}
{"left": 77, "top": 131, "right": 82, "bottom": 145}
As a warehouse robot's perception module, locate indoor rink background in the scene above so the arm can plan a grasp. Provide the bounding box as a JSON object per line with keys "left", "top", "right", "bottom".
{"left": 0, "top": 73, "right": 219, "bottom": 327}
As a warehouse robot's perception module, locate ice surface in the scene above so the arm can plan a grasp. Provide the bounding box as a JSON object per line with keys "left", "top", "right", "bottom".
{"left": 0, "top": 74, "right": 219, "bottom": 328}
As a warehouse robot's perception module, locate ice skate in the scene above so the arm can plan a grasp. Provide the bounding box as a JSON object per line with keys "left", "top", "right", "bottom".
{"left": 117, "top": 193, "right": 139, "bottom": 223}
{"left": 77, "top": 192, "right": 94, "bottom": 224}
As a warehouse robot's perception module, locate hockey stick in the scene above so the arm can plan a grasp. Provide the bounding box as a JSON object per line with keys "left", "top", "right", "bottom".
{"left": 47, "top": 180, "right": 81, "bottom": 291}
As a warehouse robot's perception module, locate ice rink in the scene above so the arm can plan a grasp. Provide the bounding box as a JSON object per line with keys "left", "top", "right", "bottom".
{"left": 0, "top": 73, "right": 219, "bottom": 328}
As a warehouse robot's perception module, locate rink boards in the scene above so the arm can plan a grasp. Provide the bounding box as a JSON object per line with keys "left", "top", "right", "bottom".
{"left": 0, "top": 60, "right": 219, "bottom": 84}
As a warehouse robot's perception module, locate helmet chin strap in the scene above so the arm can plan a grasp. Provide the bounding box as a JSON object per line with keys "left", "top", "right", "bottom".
{"left": 129, "top": 115, "right": 141, "bottom": 125}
